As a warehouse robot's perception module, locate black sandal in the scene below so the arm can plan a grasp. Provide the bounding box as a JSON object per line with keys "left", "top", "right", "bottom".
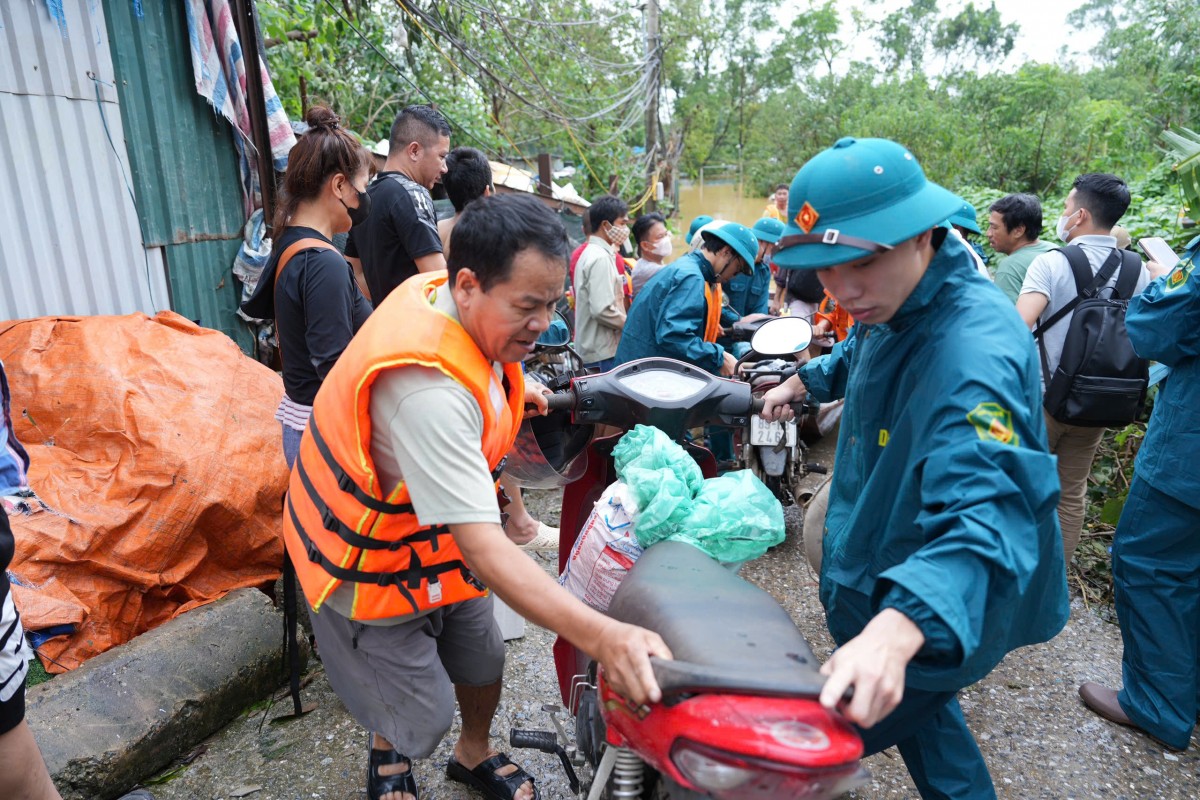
{"left": 367, "top": 736, "right": 418, "bottom": 800}
{"left": 446, "top": 752, "right": 539, "bottom": 800}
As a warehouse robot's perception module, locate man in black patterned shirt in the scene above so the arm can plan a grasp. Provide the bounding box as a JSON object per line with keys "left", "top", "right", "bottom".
{"left": 346, "top": 105, "right": 451, "bottom": 303}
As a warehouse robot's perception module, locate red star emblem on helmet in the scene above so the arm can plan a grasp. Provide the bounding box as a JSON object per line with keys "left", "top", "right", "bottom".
{"left": 796, "top": 202, "right": 819, "bottom": 234}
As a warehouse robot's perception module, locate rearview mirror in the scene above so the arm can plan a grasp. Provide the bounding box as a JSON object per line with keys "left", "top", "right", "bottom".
{"left": 750, "top": 316, "right": 813, "bottom": 356}
{"left": 536, "top": 311, "right": 572, "bottom": 348}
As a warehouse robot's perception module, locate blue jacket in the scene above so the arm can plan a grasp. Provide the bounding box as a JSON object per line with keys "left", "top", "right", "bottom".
{"left": 799, "top": 233, "right": 1069, "bottom": 692}
{"left": 724, "top": 260, "right": 772, "bottom": 320}
{"left": 1126, "top": 236, "right": 1200, "bottom": 510}
{"left": 615, "top": 250, "right": 726, "bottom": 374}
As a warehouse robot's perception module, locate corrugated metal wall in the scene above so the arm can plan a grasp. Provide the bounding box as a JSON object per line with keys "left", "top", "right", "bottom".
{"left": 0, "top": 0, "right": 171, "bottom": 321}
{"left": 104, "top": 0, "right": 252, "bottom": 351}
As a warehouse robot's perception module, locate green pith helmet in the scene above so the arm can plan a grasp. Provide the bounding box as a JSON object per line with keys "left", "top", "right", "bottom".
{"left": 687, "top": 214, "right": 714, "bottom": 241}
{"left": 774, "top": 137, "right": 964, "bottom": 270}
{"left": 947, "top": 200, "right": 982, "bottom": 234}
{"left": 751, "top": 217, "right": 785, "bottom": 244}
{"left": 702, "top": 221, "right": 760, "bottom": 271}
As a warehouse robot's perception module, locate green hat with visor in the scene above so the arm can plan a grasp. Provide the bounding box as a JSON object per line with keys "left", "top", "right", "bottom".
{"left": 773, "top": 137, "right": 964, "bottom": 270}
{"left": 687, "top": 214, "right": 714, "bottom": 241}
{"left": 751, "top": 217, "right": 785, "bottom": 244}
{"left": 702, "top": 222, "right": 759, "bottom": 273}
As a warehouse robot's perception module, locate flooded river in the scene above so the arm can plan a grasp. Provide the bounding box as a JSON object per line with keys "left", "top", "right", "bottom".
{"left": 672, "top": 179, "right": 774, "bottom": 247}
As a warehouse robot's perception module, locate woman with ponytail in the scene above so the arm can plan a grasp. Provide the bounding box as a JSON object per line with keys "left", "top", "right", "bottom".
{"left": 242, "top": 106, "right": 373, "bottom": 466}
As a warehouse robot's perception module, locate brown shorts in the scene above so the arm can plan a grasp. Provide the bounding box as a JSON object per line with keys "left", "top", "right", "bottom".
{"left": 308, "top": 593, "right": 504, "bottom": 758}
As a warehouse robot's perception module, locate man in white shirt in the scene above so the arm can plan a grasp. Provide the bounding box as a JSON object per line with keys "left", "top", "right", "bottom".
{"left": 574, "top": 195, "right": 630, "bottom": 370}
{"left": 1016, "top": 173, "right": 1149, "bottom": 564}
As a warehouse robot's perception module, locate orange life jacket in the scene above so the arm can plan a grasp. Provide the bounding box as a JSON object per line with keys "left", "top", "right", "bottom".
{"left": 815, "top": 291, "right": 853, "bottom": 343}
{"left": 282, "top": 271, "right": 525, "bottom": 620}
{"left": 703, "top": 283, "right": 723, "bottom": 343}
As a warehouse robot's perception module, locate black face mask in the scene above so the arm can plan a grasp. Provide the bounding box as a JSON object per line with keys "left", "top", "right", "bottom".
{"left": 341, "top": 188, "right": 371, "bottom": 226}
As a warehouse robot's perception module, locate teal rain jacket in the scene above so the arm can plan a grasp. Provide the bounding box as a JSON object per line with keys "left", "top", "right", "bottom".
{"left": 615, "top": 250, "right": 726, "bottom": 374}
{"left": 724, "top": 260, "right": 772, "bottom": 319}
{"left": 1125, "top": 235, "right": 1200, "bottom": 510}
{"left": 798, "top": 233, "right": 1069, "bottom": 692}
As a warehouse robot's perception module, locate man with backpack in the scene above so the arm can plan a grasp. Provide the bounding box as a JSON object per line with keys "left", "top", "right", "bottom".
{"left": 1016, "top": 173, "right": 1150, "bottom": 564}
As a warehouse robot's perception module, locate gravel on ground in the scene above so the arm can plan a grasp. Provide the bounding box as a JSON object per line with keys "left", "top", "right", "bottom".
{"left": 149, "top": 436, "right": 1200, "bottom": 800}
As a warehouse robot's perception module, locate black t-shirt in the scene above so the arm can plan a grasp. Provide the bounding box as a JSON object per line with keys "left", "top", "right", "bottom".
{"left": 242, "top": 226, "right": 372, "bottom": 405}
{"left": 345, "top": 172, "right": 443, "bottom": 303}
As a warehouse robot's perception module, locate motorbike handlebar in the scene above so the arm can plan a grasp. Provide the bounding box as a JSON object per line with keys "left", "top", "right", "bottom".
{"left": 749, "top": 397, "right": 814, "bottom": 417}
{"left": 543, "top": 391, "right": 575, "bottom": 412}
{"left": 546, "top": 390, "right": 815, "bottom": 418}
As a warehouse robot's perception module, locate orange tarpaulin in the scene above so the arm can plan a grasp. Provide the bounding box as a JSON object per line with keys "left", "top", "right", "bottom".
{"left": 0, "top": 312, "right": 289, "bottom": 672}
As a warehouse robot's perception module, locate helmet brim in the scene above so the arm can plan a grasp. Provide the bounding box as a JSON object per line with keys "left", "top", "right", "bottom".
{"left": 774, "top": 183, "right": 965, "bottom": 270}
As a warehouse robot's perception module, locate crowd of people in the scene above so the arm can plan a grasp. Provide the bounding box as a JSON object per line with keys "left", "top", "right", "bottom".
{"left": 3, "top": 101, "right": 1198, "bottom": 800}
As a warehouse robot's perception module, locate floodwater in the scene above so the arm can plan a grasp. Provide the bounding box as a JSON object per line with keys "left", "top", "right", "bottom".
{"left": 673, "top": 179, "right": 774, "bottom": 248}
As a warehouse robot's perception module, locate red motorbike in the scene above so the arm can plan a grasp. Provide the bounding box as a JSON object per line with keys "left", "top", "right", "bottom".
{"left": 509, "top": 318, "right": 866, "bottom": 800}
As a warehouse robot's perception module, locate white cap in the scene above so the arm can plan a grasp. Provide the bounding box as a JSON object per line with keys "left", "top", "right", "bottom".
{"left": 372, "top": 138, "right": 390, "bottom": 158}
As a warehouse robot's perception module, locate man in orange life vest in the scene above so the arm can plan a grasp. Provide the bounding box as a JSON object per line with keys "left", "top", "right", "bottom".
{"left": 283, "top": 193, "right": 669, "bottom": 800}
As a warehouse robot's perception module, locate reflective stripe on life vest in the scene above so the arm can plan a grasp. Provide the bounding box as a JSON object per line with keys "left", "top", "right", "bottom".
{"left": 282, "top": 271, "right": 525, "bottom": 620}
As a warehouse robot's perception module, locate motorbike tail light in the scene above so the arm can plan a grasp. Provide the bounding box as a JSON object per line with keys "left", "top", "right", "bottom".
{"left": 671, "top": 739, "right": 869, "bottom": 800}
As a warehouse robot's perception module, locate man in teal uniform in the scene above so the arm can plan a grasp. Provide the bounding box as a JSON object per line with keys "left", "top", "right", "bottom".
{"left": 1079, "top": 239, "right": 1200, "bottom": 751}
{"left": 760, "top": 137, "right": 1068, "bottom": 798}
{"left": 615, "top": 222, "right": 759, "bottom": 378}
{"left": 724, "top": 217, "right": 780, "bottom": 320}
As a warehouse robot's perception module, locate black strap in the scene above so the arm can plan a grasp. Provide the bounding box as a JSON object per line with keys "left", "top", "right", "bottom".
{"left": 294, "top": 456, "right": 449, "bottom": 552}
{"left": 286, "top": 496, "right": 483, "bottom": 616}
{"left": 1033, "top": 246, "right": 1124, "bottom": 386}
{"left": 1112, "top": 250, "right": 1141, "bottom": 300}
{"left": 1033, "top": 247, "right": 1123, "bottom": 340}
{"left": 777, "top": 230, "right": 893, "bottom": 255}
{"left": 308, "top": 420, "right": 413, "bottom": 515}
{"left": 282, "top": 555, "right": 304, "bottom": 716}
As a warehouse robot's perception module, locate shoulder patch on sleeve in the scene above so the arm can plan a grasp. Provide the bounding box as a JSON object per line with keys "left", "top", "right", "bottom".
{"left": 1165, "top": 257, "right": 1193, "bottom": 292}
{"left": 967, "top": 402, "right": 1020, "bottom": 447}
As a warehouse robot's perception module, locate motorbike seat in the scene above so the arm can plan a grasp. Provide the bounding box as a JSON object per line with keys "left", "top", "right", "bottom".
{"left": 606, "top": 540, "right": 825, "bottom": 699}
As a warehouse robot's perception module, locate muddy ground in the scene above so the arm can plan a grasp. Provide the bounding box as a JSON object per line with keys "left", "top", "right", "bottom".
{"left": 149, "top": 436, "right": 1200, "bottom": 800}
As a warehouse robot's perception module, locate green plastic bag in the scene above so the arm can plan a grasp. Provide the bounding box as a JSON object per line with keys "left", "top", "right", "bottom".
{"left": 612, "top": 425, "right": 784, "bottom": 560}
{"left": 685, "top": 470, "right": 785, "bottom": 562}
{"left": 613, "top": 425, "right": 703, "bottom": 495}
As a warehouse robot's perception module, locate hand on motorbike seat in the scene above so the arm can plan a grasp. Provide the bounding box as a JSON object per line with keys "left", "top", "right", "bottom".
{"left": 817, "top": 608, "right": 925, "bottom": 728}
{"left": 595, "top": 619, "right": 673, "bottom": 706}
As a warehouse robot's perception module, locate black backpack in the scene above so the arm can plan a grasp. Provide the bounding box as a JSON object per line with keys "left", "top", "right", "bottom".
{"left": 1033, "top": 245, "right": 1148, "bottom": 428}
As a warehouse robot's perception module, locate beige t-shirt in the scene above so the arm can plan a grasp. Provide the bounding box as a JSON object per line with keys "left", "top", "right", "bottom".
{"left": 322, "top": 287, "right": 507, "bottom": 623}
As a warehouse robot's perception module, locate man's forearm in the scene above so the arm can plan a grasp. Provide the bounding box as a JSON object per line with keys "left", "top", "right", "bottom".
{"left": 452, "top": 521, "right": 609, "bottom": 658}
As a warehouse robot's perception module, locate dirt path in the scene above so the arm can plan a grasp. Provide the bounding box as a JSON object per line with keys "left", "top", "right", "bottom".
{"left": 150, "top": 439, "right": 1200, "bottom": 799}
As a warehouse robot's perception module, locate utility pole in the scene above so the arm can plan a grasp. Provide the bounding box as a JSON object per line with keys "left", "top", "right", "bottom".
{"left": 643, "top": 0, "right": 660, "bottom": 213}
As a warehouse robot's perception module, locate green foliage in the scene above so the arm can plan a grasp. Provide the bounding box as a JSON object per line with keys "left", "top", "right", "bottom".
{"left": 257, "top": 0, "right": 1200, "bottom": 233}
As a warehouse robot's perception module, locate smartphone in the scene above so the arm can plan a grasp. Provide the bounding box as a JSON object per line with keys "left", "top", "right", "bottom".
{"left": 1138, "top": 237, "right": 1180, "bottom": 269}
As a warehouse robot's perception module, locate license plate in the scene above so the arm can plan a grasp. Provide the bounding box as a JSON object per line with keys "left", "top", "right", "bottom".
{"left": 750, "top": 415, "right": 796, "bottom": 447}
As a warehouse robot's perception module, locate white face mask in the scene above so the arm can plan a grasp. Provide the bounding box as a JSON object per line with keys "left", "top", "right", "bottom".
{"left": 1056, "top": 210, "right": 1079, "bottom": 243}
{"left": 649, "top": 237, "right": 673, "bottom": 258}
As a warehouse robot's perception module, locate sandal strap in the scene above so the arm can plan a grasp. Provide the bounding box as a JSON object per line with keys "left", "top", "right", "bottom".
{"left": 370, "top": 748, "right": 412, "bottom": 768}
{"left": 368, "top": 747, "right": 417, "bottom": 800}
{"left": 476, "top": 753, "right": 537, "bottom": 796}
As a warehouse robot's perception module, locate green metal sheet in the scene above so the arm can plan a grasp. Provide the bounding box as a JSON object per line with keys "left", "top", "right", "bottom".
{"left": 104, "top": 0, "right": 254, "bottom": 354}
{"left": 104, "top": 0, "right": 245, "bottom": 246}
{"left": 165, "top": 238, "right": 255, "bottom": 352}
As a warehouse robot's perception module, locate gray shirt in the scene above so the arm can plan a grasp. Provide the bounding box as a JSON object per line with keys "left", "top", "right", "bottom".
{"left": 631, "top": 257, "right": 668, "bottom": 298}
{"left": 1020, "top": 234, "right": 1149, "bottom": 381}
{"left": 324, "top": 288, "right": 506, "bottom": 623}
